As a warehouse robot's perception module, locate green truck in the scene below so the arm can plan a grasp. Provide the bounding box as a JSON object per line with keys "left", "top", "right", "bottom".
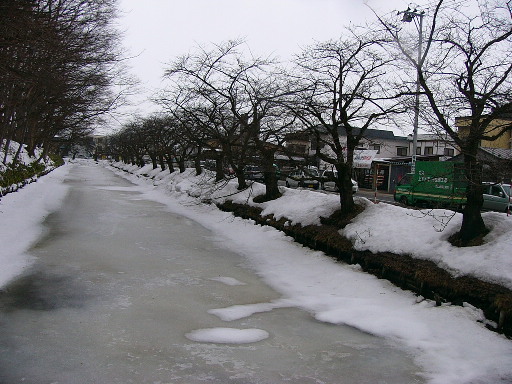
{"left": 394, "top": 161, "right": 467, "bottom": 209}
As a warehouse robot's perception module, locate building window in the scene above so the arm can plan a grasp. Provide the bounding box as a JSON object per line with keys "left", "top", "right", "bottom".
{"left": 372, "top": 144, "right": 381, "bottom": 154}
{"left": 424, "top": 147, "right": 433, "bottom": 155}
{"left": 396, "top": 147, "right": 408, "bottom": 156}
{"left": 416, "top": 147, "right": 421, "bottom": 155}
{"left": 444, "top": 148, "right": 454, "bottom": 157}
{"left": 287, "top": 144, "right": 306, "bottom": 154}
{"left": 397, "top": 147, "right": 407, "bottom": 156}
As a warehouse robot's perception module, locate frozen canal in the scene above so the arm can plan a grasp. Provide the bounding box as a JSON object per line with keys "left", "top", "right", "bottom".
{"left": 0, "top": 165, "right": 423, "bottom": 383}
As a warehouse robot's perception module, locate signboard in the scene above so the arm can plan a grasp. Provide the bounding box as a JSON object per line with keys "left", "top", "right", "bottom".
{"left": 353, "top": 149, "right": 378, "bottom": 169}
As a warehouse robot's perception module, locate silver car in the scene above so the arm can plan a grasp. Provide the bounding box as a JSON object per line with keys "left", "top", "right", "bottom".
{"left": 320, "top": 170, "right": 359, "bottom": 194}
{"left": 482, "top": 183, "right": 511, "bottom": 213}
{"left": 285, "top": 168, "right": 320, "bottom": 189}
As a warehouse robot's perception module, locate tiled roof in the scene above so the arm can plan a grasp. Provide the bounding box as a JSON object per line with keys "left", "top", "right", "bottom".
{"left": 481, "top": 147, "right": 512, "bottom": 160}
{"left": 311, "top": 125, "right": 399, "bottom": 140}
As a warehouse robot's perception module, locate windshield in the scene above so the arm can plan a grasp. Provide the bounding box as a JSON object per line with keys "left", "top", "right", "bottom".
{"left": 306, "top": 169, "right": 319, "bottom": 177}
{"left": 503, "top": 184, "right": 511, "bottom": 197}
{"left": 398, "top": 174, "right": 412, "bottom": 185}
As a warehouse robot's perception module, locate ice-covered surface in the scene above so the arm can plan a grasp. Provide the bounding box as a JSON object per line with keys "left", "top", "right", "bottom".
{"left": 114, "top": 161, "right": 512, "bottom": 290}
{"left": 210, "top": 276, "right": 247, "bottom": 286}
{"left": 105, "top": 161, "right": 512, "bottom": 384}
{"left": 1, "top": 160, "right": 512, "bottom": 384}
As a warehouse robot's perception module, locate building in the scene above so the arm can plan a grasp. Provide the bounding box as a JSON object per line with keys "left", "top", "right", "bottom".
{"left": 407, "top": 133, "right": 459, "bottom": 161}
{"left": 450, "top": 147, "right": 512, "bottom": 183}
{"left": 284, "top": 126, "right": 410, "bottom": 161}
{"left": 455, "top": 107, "right": 512, "bottom": 150}
{"left": 283, "top": 126, "right": 464, "bottom": 192}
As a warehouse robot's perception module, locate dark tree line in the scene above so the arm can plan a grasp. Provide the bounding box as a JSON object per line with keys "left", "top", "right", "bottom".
{"left": 0, "top": 0, "right": 125, "bottom": 164}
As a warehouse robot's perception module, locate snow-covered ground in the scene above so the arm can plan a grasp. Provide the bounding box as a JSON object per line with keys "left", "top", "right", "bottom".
{"left": 0, "top": 140, "right": 59, "bottom": 196}
{"left": 1, "top": 159, "right": 512, "bottom": 384}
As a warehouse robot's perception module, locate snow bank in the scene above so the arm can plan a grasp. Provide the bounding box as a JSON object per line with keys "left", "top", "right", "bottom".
{"left": 0, "top": 164, "right": 70, "bottom": 287}
{"left": 341, "top": 200, "right": 512, "bottom": 289}
{"left": 1, "top": 140, "right": 60, "bottom": 195}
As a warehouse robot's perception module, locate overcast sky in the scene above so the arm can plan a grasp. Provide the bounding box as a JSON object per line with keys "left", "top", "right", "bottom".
{"left": 114, "top": 0, "right": 412, "bottom": 128}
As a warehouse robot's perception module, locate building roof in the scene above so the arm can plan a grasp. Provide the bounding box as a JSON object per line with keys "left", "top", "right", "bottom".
{"left": 292, "top": 125, "right": 402, "bottom": 141}
{"left": 341, "top": 126, "right": 397, "bottom": 140}
{"left": 480, "top": 147, "right": 512, "bottom": 160}
{"left": 407, "top": 133, "right": 454, "bottom": 142}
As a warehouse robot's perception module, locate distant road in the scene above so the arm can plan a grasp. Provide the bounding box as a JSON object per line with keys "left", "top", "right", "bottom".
{"left": 278, "top": 180, "right": 397, "bottom": 205}
{"left": 357, "top": 188, "right": 396, "bottom": 204}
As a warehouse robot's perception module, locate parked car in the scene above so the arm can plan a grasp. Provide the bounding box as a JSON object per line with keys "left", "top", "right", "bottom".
{"left": 482, "top": 182, "right": 511, "bottom": 213}
{"left": 320, "top": 170, "right": 359, "bottom": 194}
{"left": 285, "top": 168, "right": 320, "bottom": 189}
{"left": 244, "top": 165, "right": 264, "bottom": 182}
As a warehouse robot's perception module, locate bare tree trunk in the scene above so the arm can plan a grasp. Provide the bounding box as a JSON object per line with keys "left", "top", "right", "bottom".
{"left": 12, "top": 141, "right": 24, "bottom": 165}
{"left": 150, "top": 155, "right": 158, "bottom": 169}
{"left": 215, "top": 155, "right": 224, "bottom": 182}
{"left": 2, "top": 139, "right": 11, "bottom": 164}
{"left": 164, "top": 154, "right": 174, "bottom": 173}
{"left": 159, "top": 155, "right": 166, "bottom": 171}
{"left": 261, "top": 148, "right": 280, "bottom": 200}
{"left": 337, "top": 162, "right": 356, "bottom": 214}
{"left": 178, "top": 158, "right": 186, "bottom": 173}
{"left": 458, "top": 155, "right": 487, "bottom": 245}
{"left": 235, "top": 167, "right": 247, "bottom": 190}
{"left": 194, "top": 156, "right": 202, "bottom": 176}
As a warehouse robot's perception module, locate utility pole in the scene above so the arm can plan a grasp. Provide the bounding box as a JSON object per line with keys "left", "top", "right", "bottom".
{"left": 399, "top": 7, "right": 425, "bottom": 173}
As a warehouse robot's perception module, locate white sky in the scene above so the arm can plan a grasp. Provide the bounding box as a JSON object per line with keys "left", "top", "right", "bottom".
{"left": 114, "top": 0, "right": 411, "bottom": 125}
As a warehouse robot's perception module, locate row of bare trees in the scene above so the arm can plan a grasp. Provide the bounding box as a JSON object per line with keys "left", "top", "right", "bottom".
{"left": 108, "top": 114, "right": 198, "bottom": 174}
{"left": 110, "top": 0, "right": 511, "bottom": 246}
{"left": 0, "top": 0, "right": 126, "bottom": 164}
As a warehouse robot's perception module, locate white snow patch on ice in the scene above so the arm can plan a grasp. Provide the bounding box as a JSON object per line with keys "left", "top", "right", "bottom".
{"left": 185, "top": 328, "right": 269, "bottom": 344}
{"left": 208, "top": 299, "right": 294, "bottom": 321}
{"left": 209, "top": 276, "right": 246, "bottom": 286}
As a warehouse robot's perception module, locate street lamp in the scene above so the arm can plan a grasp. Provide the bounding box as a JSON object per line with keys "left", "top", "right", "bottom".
{"left": 399, "top": 7, "right": 425, "bottom": 173}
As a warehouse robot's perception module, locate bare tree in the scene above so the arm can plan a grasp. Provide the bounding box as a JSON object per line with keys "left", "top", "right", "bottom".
{"left": 0, "top": 0, "right": 128, "bottom": 162}
{"left": 379, "top": 0, "right": 512, "bottom": 245}
{"left": 160, "top": 40, "right": 293, "bottom": 199}
{"left": 288, "top": 30, "right": 402, "bottom": 214}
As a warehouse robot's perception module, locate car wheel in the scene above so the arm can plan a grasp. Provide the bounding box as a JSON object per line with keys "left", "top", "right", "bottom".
{"left": 399, "top": 196, "right": 408, "bottom": 206}
{"left": 285, "top": 181, "right": 290, "bottom": 188}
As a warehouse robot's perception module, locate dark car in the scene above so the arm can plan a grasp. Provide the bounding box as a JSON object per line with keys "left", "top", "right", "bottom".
{"left": 244, "top": 165, "right": 264, "bottom": 182}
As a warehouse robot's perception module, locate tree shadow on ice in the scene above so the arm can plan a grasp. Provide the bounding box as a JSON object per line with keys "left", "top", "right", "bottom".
{"left": 0, "top": 270, "right": 93, "bottom": 312}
